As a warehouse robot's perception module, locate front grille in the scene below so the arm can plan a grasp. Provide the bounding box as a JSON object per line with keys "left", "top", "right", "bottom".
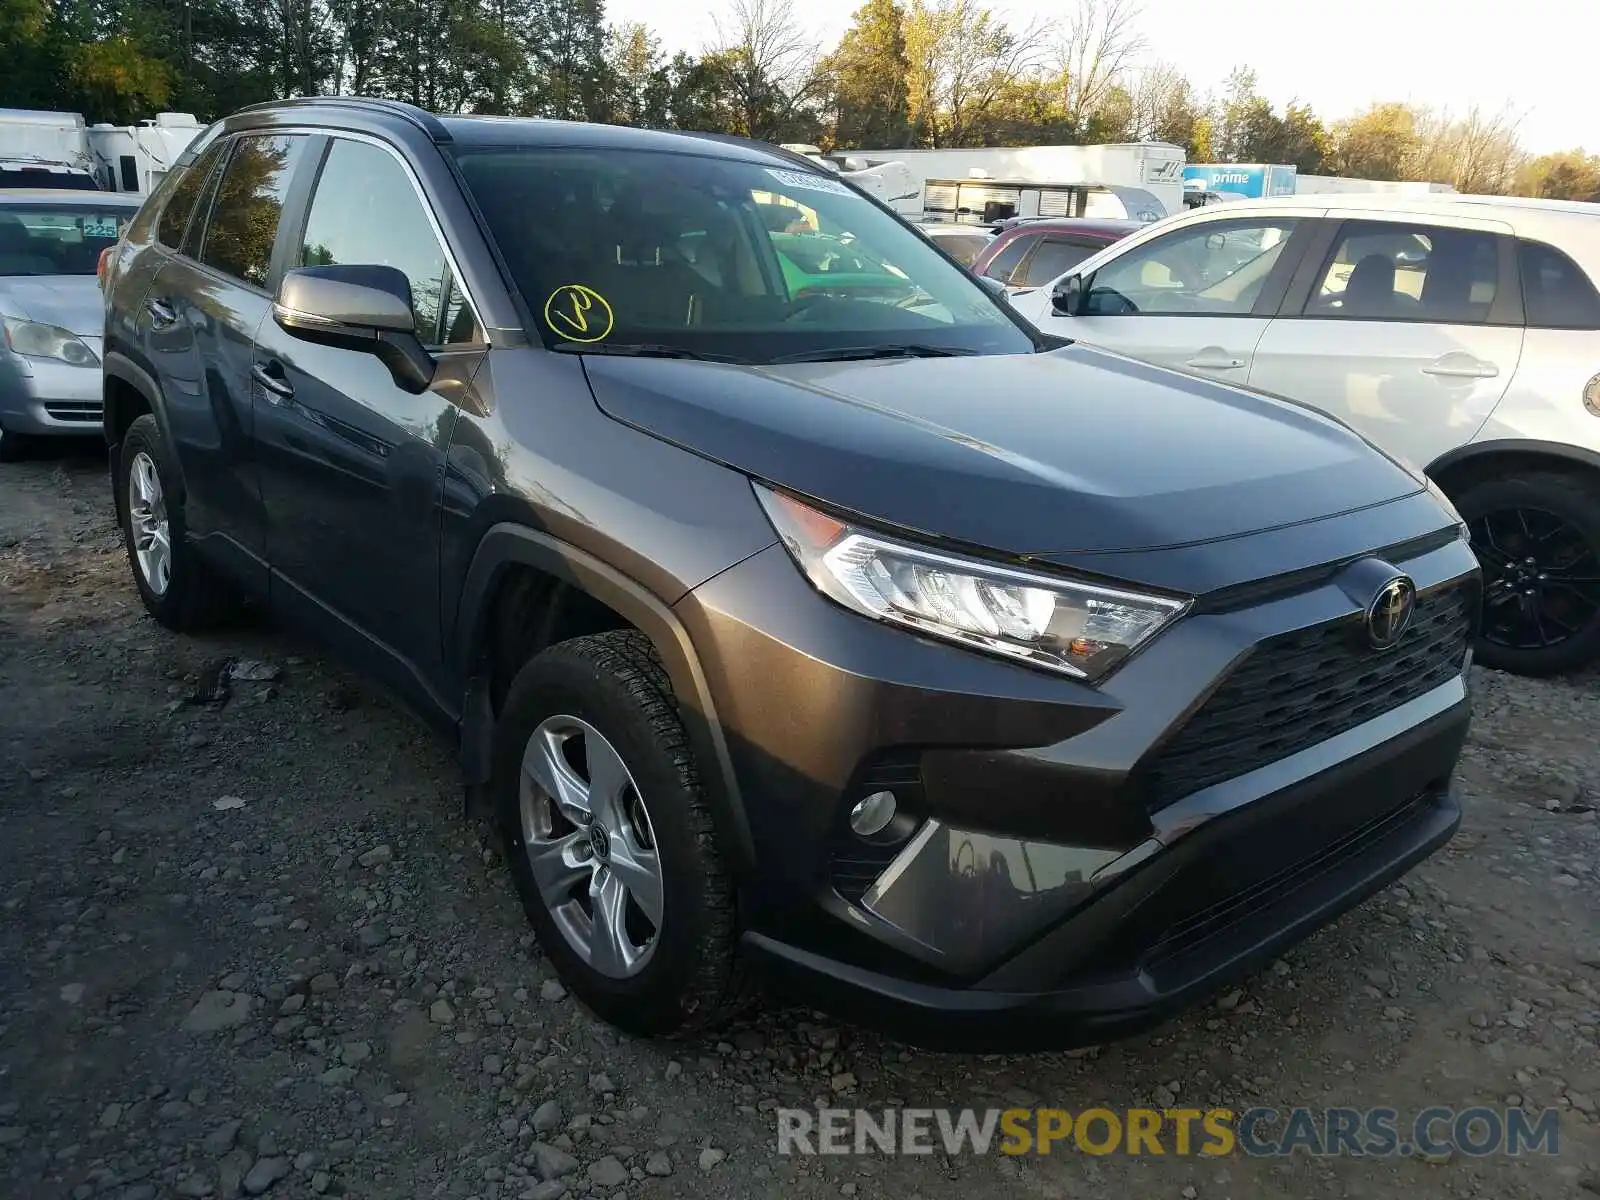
{"left": 829, "top": 750, "right": 923, "bottom": 904}
{"left": 44, "top": 401, "right": 101, "bottom": 423}
{"left": 1142, "top": 581, "right": 1474, "bottom": 812}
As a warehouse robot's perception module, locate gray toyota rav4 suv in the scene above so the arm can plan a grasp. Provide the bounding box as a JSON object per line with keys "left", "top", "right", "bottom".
{"left": 101, "top": 97, "right": 1478, "bottom": 1050}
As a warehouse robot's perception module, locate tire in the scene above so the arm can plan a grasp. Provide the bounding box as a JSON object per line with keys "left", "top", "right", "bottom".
{"left": 1454, "top": 470, "right": 1600, "bottom": 676}
{"left": 493, "top": 629, "right": 748, "bottom": 1037}
{"left": 0, "top": 427, "right": 33, "bottom": 463}
{"left": 116, "top": 413, "right": 239, "bottom": 632}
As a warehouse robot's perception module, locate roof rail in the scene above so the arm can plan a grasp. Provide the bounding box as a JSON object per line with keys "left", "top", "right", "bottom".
{"left": 232, "top": 96, "right": 451, "bottom": 143}
{"left": 676, "top": 130, "right": 820, "bottom": 173}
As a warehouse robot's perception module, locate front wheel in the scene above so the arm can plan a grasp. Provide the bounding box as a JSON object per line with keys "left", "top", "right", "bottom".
{"left": 1455, "top": 471, "right": 1600, "bottom": 676}
{"left": 493, "top": 630, "right": 747, "bottom": 1037}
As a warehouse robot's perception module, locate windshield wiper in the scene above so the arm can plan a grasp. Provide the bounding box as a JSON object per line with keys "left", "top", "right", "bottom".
{"left": 549, "top": 342, "right": 749, "bottom": 364}
{"left": 769, "top": 344, "right": 979, "bottom": 364}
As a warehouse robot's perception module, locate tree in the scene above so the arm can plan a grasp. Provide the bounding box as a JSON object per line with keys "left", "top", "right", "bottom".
{"left": 1517, "top": 149, "right": 1600, "bottom": 202}
{"left": 1329, "top": 102, "right": 1419, "bottom": 180}
{"left": 606, "top": 22, "right": 672, "bottom": 127}
{"left": 1054, "top": 0, "right": 1144, "bottom": 136}
{"left": 525, "top": 0, "right": 612, "bottom": 120}
{"left": 68, "top": 37, "right": 173, "bottom": 121}
{"left": 706, "top": 0, "right": 824, "bottom": 142}
{"left": 1409, "top": 104, "right": 1524, "bottom": 194}
{"left": 1125, "top": 60, "right": 1198, "bottom": 149}
{"left": 820, "top": 0, "right": 911, "bottom": 149}
{"left": 904, "top": 0, "right": 1045, "bottom": 147}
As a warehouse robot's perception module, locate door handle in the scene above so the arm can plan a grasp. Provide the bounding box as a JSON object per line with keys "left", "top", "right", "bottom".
{"left": 1185, "top": 355, "right": 1245, "bottom": 370}
{"left": 1421, "top": 359, "right": 1498, "bottom": 379}
{"left": 146, "top": 298, "right": 177, "bottom": 329}
{"left": 251, "top": 361, "right": 294, "bottom": 403}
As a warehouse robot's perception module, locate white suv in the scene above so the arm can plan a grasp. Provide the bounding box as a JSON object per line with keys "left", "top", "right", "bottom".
{"left": 1012, "top": 193, "right": 1600, "bottom": 677}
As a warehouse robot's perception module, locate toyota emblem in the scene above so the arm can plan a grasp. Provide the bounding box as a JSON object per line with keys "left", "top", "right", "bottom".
{"left": 1366, "top": 576, "right": 1417, "bottom": 650}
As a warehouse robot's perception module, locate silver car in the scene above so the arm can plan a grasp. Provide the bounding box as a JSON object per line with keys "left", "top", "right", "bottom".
{"left": 1, "top": 189, "right": 142, "bottom": 459}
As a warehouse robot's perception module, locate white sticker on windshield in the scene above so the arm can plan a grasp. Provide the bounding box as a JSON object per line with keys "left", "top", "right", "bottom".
{"left": 83, "top": 217, "right": 120, "bottom": 238}
{"left": 766, "top": 168, "right": 853, "bottom": 197}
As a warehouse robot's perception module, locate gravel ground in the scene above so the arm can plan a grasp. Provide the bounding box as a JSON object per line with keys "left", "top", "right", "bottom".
{"left": 4, "top": 447, "right": 1600, "bottom": 1200}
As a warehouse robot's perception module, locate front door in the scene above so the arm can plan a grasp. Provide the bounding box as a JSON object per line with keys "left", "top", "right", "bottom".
{"left": 252, "top": 135, "right": 486, "bottom": 698}
{"left": 1034, "top": 215, "right": 1312, "bottom": 384}
{"left": 1248, "top": 215, "right": 1523, "bottom": 469}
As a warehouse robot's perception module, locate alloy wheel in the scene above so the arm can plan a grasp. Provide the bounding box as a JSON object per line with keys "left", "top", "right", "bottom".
{"left": 1470, "top": 505, "right": 1600, "bottom": 651}
{"left": 128, "top": 450, "right": 172, "bottom": 596}
{"left": 519, "top": 715, "right": 663, "bottom": 978}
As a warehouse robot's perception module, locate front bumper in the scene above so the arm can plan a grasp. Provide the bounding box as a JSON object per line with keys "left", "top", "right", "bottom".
{"left": 675, "top": 510, "right": 1477, "bottom": 1049}
{"left": 0, "top": 350, "right": 103, "bottom": 435}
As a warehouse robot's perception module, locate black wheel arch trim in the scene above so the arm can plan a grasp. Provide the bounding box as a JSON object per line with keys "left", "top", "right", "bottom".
{"left": 103, "top": 350, "right": 187, "bottom": 504}
{"left": 1427, "top": 438, "right": 1600, "bottom": 483}
{"left": 452, "top": 522, "right": 756, "bottom": 873}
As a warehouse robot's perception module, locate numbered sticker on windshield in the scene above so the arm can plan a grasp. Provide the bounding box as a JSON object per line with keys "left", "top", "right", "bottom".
{"left": 83, "top": 217, "right": 121, "bottom": 238}
{"left": 765, "top": 168, "right": 853, "bottom": 198}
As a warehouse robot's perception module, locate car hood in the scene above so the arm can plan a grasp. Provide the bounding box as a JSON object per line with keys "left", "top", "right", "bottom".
{"left": 582, "top": 342, "right": 1427, "bottom": 566}
{"left": 0, "top": 275, "right": 103, "bottom": 336}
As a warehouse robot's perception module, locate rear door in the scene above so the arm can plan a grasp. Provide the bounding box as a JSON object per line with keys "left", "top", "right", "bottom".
{"left": 142, "top": 132, "right": 311, "bottom": 585}
{"left": 1481, "top": 238, "right": 1600, "bottom": 446}
{"left": 1248, "top": 212, "right": 1523, "bottom": 469}
{"left": 1032, "top": 212, "right": 1317, "bottom": 384}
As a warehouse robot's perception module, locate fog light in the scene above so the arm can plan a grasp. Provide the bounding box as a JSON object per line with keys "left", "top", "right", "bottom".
{"left": 849, "top": 790, "right": 897, "bottom": 837}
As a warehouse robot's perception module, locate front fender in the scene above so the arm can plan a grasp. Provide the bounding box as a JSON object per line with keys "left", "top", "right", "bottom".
{"left": 453, "top": 522, "right": 757, "bottom": 874}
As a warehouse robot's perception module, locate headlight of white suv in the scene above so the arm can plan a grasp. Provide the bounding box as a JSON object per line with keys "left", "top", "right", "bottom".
{"left": 1, "top": 316, "right": 98, "bottom": 366}
{"left": 755, "top": 483, "right": 1189, "bottom": 682}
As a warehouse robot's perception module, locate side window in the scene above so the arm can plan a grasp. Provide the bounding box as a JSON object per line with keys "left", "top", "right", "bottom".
{"left": 1519, "top": 241, "right": 1600, "bottom": 330}
{"left": 197, "top": 134, "right": 308, "bottom": 288}
{"left": 1306, "top": 221, "right": 1499, "bottom": 324}
{"left": 1014, "top": 238, "right": 1102, "bottom": 288}
{"left": 1084, "top": 220, "right": 1297, "bottom": 316}
{"left": 299, "top": 138, "right": 479, "bottom": 346}
{"left": 157, "top": 142, "right": 227, "bottom": 249}
{"left": 981, "top": 234, "right": 1035, "bottom": 283}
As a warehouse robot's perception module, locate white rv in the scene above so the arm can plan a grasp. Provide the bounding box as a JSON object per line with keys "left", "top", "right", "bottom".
{"left": 0, "top": 108, "right": 97, "bottom": 189}
{"left": 845, "top": 142, "right": 1186, "bottom": 222}
{"left": 778, "top": 144, "right": 920, "bottom": 209}
{"left": 0, "top": 108, "right": 202, "bottom": 194}
{"left": 919, "top": 175, "right": 1167, "bottom": 226}
{"left": 86, "top": 113, "right": 203, "bottom": 194}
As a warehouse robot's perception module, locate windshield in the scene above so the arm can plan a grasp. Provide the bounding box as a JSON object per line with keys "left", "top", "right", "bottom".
{"left": 454, "top": 146, "right": 1034, "bottom": 361}
{"left": 0, "top": 203, "right": 136, "bottom": 276}
{"left": 0, "top": 169, "right": 99, "bottom": 192}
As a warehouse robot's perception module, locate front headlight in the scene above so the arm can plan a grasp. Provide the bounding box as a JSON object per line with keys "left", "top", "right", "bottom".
{"left": 755, "top": 484, "right": 1188, "bottom": 682}
{"left": 1, "top": 317, "right": 98, "bottom": 366}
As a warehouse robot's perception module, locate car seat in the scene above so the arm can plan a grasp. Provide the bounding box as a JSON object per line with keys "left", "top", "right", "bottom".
{"left": 1342, "top": 253, "right": 1400, "bottom": 317}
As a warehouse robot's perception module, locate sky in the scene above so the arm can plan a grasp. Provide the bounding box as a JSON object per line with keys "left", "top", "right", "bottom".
{"left": 603, "top": 0, "right": 1592, "bottom": 156}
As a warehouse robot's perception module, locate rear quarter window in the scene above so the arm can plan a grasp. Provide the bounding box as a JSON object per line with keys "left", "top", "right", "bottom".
{"left": 157, "top": 142, "right": 228, "bottom": 250}
{"left": 1519, "top": 240, "right": 1600, "bottom": 330}
{"left": 982, "top": 233, "right": 1035, "bottom": 283}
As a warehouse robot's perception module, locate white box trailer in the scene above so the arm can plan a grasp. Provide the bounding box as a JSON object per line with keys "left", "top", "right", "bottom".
{"left": 847, "top": 141, "right": 1186, "bottom": 221}
{"left": 87, "top": 113, "right": 203, "bottom": 194}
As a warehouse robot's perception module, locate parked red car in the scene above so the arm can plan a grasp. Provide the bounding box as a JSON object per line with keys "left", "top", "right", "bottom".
{"left": 971, "top": 218, "right": 1143, "bottom": 293}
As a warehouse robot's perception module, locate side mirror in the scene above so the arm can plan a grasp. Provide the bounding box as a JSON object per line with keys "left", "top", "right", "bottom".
{"left": 1051, "top": 273, "right": 1084, "bottom": 317}
{"left": 976, "top": 274, "right": 1008, "bottom": 298}
{"left": 274, "top": 264, "right": 435, "bottom": 394}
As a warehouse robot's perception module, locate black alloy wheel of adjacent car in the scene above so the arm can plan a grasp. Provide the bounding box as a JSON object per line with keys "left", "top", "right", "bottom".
{"left": 1456, "top": 471, "right": 1600, "bottom": 677}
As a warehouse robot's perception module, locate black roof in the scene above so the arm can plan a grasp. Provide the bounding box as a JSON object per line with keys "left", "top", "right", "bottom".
{"left": 230, "top": 96, "right": 816, "bottom": 172}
